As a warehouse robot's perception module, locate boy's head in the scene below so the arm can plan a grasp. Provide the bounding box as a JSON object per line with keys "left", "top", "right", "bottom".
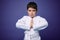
{"left": 27, "top": 2, "right": 37, "bottom": 18}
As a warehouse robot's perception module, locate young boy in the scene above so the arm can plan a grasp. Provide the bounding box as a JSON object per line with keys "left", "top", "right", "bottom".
{"left": 16, "top": 2, "right": 48, "bottom": 40}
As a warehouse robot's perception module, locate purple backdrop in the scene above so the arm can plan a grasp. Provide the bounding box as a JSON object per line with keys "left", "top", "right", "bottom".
{"left": 0, "top": 0, "right": 60, "bottom": 40}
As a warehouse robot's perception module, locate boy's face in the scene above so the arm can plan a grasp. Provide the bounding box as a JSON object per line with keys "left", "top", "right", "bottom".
{"left": 27, "top": 7, "right": 37, "bottom": 18}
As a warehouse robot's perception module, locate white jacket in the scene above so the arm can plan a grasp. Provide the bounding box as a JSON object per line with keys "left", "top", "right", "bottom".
{"left": 16, "top": 16, "right": 48, "bottom": 40}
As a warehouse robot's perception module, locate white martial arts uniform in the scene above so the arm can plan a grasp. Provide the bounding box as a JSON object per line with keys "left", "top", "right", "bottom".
{"left": 16, "top": 16, "right": 48, "bottom": 40}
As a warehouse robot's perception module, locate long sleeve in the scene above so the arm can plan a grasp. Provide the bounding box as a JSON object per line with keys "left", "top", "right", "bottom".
{"left": 16, "top": 16, "right": 30, "bottom": 30}
{"left": 33, "top": 16, "right": 48, "bottom": 31}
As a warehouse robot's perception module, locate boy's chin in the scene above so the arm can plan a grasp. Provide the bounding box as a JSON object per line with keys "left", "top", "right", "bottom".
{"left": 30, "top": 16, "right": 35, "bottom": 18}
{"left": 29, "top": 15, "right": 35, "bottom": 18}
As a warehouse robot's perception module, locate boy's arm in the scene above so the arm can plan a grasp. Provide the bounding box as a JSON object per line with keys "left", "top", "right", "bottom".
{"left": 16, "top": 16, "right": 30, "bottom": 30}
{"left": 33, "top": 17, "right": 48, "bottom": 31}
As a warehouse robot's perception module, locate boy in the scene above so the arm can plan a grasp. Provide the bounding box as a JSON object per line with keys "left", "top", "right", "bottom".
{"left": 16, "top": 2, "right": 48, "bottom": 40}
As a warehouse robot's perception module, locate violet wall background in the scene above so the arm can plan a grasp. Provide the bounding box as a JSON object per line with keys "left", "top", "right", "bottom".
{"left": 0, "top": 0, "right": 60, "bottom": 40}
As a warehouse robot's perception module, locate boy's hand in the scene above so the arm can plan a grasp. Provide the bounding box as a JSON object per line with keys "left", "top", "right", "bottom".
{"left": 30, "top": 18, "right": 33, "bottom": 29}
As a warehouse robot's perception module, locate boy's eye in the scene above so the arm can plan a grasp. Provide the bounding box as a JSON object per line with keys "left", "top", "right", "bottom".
{"left": 28, "top": 10, "right": 36, "bottom": 12}
{"left": 33, "top": 10, "right": 36, "bottom": 12}
{"left": 28, "top": 10, "right": 31, "bottom": 12}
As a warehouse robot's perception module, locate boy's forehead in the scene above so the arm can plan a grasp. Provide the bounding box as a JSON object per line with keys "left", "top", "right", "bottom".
{"left": 28, "top": 7, "right": 36, "bottom": 10}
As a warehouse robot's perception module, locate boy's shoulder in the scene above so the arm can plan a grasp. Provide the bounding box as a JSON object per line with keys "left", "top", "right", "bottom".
{"left": 36, "top": 16, "right": 44, "bottom": 19}
{"left": 21, "top": 16, "right": 30, "bottom": 19}
{"left": 19, "top": 16, "right": 29, "bottom": 19}
{"left": 23, "top": 15, "right": 29, "bottom": 18}
{"left": 36, "top": 16, "right": 46, "bottom": 20}
{"left": 18, "top": 16, "right": 28, "bottom": 21}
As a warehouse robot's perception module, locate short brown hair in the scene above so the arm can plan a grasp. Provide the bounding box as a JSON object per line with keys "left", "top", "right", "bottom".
{"left": 27, "top": 2, "right": 37, "bottom": 11}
